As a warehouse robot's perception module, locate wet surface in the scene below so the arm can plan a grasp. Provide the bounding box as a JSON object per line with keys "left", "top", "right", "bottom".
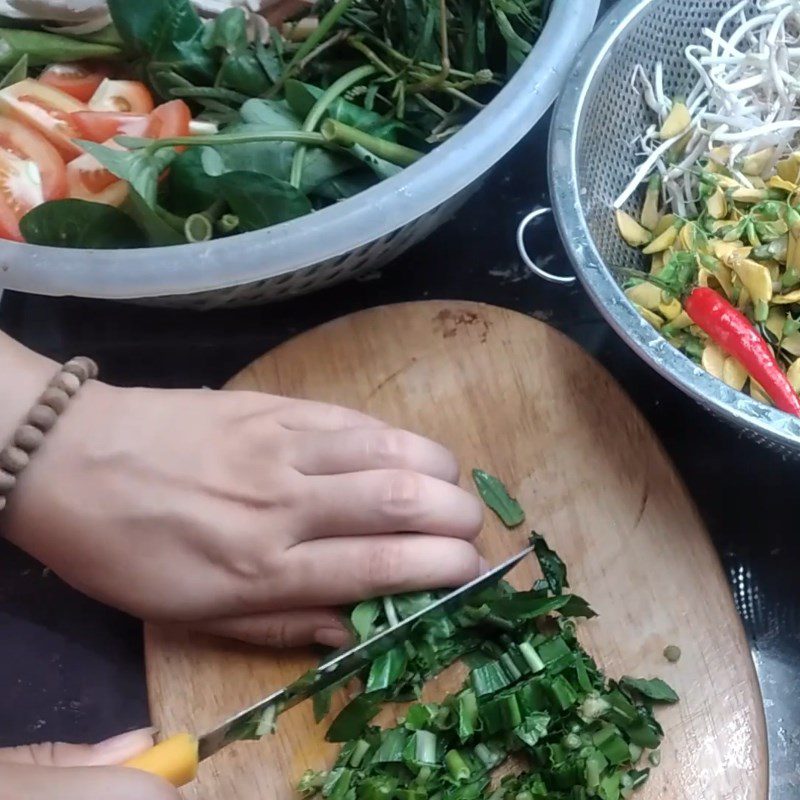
{"left": 0, "top": 1, "right": 797, "bottom": 794}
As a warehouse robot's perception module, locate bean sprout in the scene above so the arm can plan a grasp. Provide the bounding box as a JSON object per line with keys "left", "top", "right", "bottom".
{"left": 615, "top": 0, "right": 800, "bottom": 210}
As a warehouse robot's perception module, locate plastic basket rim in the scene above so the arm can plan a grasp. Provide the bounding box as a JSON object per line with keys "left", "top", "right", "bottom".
{"left": 0, "top": 0, "right": 600, "bottom": 299}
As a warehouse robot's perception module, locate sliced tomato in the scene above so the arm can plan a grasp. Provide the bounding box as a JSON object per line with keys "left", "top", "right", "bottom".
{"left": 89, "top": 79, "right": 154, "bottom": 114}
{"left": 147, "top": 100, "right": 192, "bottom": 140}
{"left": 0, "top": 116, "right": 66, "bottom": 201}
{"left": 70, "top": 111, "right": 150, "bottom": 143}
{"left": 0, "top": 79, "right": 86, "bottom": 160}
{"left": 0, "top": 151, "right": 48, "bottom": 241}
{"left": 66, "top": 139, "right": 128, "bottom": 207}
{"left": 39, "top": 63, "right": 110, "bottom": 103}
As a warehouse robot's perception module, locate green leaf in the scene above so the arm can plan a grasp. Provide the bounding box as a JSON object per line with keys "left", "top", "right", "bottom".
{"left": 216, "top": 109, "right": 353, "bottom": 195}
{"left": 351, "top": 600, "right": 380, "bottom": 642}
{"left": 487, "top": 591, "right": 572, "bottom": 620}
{"left": 471, "top": 469, "right": 525, "bottom": 527}
{"left": 531, "top": 533, "right": 569, "bottom": 595}
{"left": 620, "top": 677, "right": 679, "bottom": 704}
{"left": 107, "top": 0, "right": 215, "bottom": 94}
{"left": 513, "top": 711, "right": 550, "bottom": 747}
{"left": 214, "top": 171, "right": 312, "bottom": 230}
{"left": 77, "top": 140, "right": 176, "bottom": 207}
{"left": 121, "top": 190, "right": 186, "bottom": 246}
{"left": 365, "top": 647, "right": 408, "bottom": 693}
{"left": 326, "top": 694, "right": 382, "bottom": 742}
{"left": 313, "top": 686, "right": 334, "bottom": 723}
{"left": 20, "top": 200, "right": 145, "bottom": 249}
{"left": 0, "top": 53, "right": 26, "bottom": 90}
{"left": 166, "top": 147, "right": 219, "bottom": 215}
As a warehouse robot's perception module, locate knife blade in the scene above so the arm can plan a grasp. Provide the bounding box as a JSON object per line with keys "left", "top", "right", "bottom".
{"left": 124, "top": 544, "right": 533, "bottom": 786}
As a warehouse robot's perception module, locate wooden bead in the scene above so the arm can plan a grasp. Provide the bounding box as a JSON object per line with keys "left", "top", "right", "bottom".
{"left": 40, "top": 387, "right": 70, "bottom": 414}
{"left": 15, "top": 424, "right": 44, "bottom": 452}
{"left": 51, "top": 371, "right": 81, "bottom": 396}
{"left": 28, "top": 404, "right": 58, "bottom": 431}
{"left": 63, "top": 358, "right": 90, "bottom": 382}
{"left": 0, "top": 470, "right": 15, "bottom": 493}
{"left": 64, "top": 356, "right": 98, "bottom": 381}
{"left": 0, "top": 446, "right": 29, "bottom": 474}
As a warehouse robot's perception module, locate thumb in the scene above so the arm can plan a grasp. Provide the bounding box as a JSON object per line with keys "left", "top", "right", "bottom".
{"left": 0, "top": 726, "right": 158, "bottom": 767}
{"left": 0, "top": 728, "right": 180, "bottom": 800}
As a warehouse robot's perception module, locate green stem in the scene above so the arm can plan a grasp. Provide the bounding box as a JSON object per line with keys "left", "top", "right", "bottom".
{"left": 347, "top": 38, "right": 398, "bottom": 78}
{"left": 361, "top": 33, "right": 499, "bottom": 81}
{"left": 266, "top": 0, "right": 359, "bottom": 98}
{"left": 321, "top": 119, "right": 423, "bottom": 167}
{"left": 132, "top": 131, "right": 329, "bottom": 155}
{"left": 289, "top": 64, "right": 377, "bottom": 189}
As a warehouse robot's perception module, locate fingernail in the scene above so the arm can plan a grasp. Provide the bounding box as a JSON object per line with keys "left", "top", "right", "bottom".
{"left": 478, "top": 557, "right": 490, "bottom": 575}
{"left": 315, "top": 627, "right": 350, "bottom": 649}
{"left": 92, "top": 727, "right": 159, "bottom": 764}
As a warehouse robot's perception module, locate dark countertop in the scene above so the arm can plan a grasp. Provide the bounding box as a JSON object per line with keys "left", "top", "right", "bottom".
{"left": 1, "top": 7, "right": 798, "bottom": 798}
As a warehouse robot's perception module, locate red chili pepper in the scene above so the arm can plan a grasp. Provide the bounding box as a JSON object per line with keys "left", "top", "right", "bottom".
{"left": 684, "top": 287, "right": 800, "bottom": 417}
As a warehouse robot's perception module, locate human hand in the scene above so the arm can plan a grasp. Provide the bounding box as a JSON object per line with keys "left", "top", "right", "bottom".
{"left": 3, "top": 381, "right": 484, "bottom": 647}
{"left": 0, "top": 728, "right": 178, "bottom": 800}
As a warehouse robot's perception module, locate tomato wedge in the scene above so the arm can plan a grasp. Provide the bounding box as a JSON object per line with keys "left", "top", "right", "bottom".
{"left": 0, "top": 79, "right": 86, "bottom": 160}
{"left": 89, "top": 79, "right": 154, "bottom": 114}
{"left": 0, "top": 152, "right": 48, "bottom": 241}
{"left": 70, "top": 111, "right": 150, "bottom": 143}
{"left": 0, "top": 117, "right": 66, "bottom": 201}
{"left": 66, "top": 140, "right": 129, "bottom": 207}
{"left": 147, "top": 100, "right": 192, "bottom": 140}
{"left": 39, "top": 63, "right": 110, "bottom": 103}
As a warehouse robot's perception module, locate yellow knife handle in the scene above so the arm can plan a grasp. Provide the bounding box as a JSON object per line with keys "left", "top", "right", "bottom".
{"left": 123, "top": 733, "right": 200, "bottom": 787}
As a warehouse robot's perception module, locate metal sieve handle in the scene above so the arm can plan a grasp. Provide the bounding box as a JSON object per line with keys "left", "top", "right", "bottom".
{"left": 516, "top": 207, "right": 576, "bottom": 286}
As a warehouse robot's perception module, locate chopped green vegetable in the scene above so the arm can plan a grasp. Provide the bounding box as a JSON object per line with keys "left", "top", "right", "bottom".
{"left": 300, "top": 530, "right": 674, "bottom": 800}
{"left": 620, "top": 677, "right": 679, "bottom": 704}
{"left": 531, "top": 532, "right": 569, "bottom": 595}
{"left": 471, "top": 469, "right": 526, "bottom": 527}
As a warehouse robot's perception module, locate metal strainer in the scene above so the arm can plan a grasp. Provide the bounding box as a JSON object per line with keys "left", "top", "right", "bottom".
{"left": 546, "top": 0, "right": 800, "bottom": 455}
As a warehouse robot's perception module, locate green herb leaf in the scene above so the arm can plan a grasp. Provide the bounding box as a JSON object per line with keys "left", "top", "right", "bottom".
{"left": 351, "top": 599, "right": 380, "bottom": 642}
{"left": 365, "top": 647, "right": 408, "bottom": 693}
{"left": 0, "top": 53, "right": 27, "bottom": 89}
{"left": 620, "top": 677, "right": 679, "bottom": 704}
{"left": 77, "top": 140, "right": 176, "bottom": 207}
{"left": 531, "top": 533, "right": 569, "bottom": 595}
{"left": 326, "top": 694, "right": 383, "bottom": 742}
{"left": 120, "top": 190, "right": 186, "bottom": 246}
{"left": 20, "top": 200, "right": 145, "bottom": 249}
{"left": 214, "top": 171, "right": 312, "bottom": 230}
{"left": 472, "top": 469, "right": 525, "bottom": 527}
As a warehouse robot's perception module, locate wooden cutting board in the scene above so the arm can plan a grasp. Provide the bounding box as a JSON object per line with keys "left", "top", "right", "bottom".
{"left": 145, "top": 301, "right": 767, "bottom": 800}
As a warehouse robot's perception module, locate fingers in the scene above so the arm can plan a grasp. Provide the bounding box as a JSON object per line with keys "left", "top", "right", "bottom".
{"left": 0, "top": 728, "right": 157, "bottom": 767}
{"left": 0, "top": 729, "right": 179, "bottom": 800}
{"left": 283, "top": 534, "right": 487, "bottom": 606}
{"left": 273, "top": 398, "right": 389, "bottom": 432}
{"left": 0, "top": 764, "right": 180, "bottom": 800}
{"left": 298, "top": 470, "right": 483, "bottom": 541}
{"left": 288, "top": 427, "right": 459, "bottom": 482}
{"left": 191, "top": 608, "right": 351, "bottom": 649}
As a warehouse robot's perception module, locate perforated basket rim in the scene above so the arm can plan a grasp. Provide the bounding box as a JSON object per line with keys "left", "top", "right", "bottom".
{"left": 0, "top": 0, "right": 600, "bottom": 300}
{"left": 549, "top": 0, "right": 800, "bottom": 452}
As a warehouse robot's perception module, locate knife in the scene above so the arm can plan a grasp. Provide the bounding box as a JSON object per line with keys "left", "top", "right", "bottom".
{"left": 123, "top": 545, "right": 533, "bottom": 787}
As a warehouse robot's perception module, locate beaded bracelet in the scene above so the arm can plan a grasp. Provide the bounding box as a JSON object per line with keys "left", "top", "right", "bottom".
{"left": 0, "top": 357, "right": 98, "bottom": 513}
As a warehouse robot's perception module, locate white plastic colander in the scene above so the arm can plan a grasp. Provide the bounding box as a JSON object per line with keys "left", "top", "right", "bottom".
{"left": 0, "top": 0, "right": 599, "bottom": 308}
